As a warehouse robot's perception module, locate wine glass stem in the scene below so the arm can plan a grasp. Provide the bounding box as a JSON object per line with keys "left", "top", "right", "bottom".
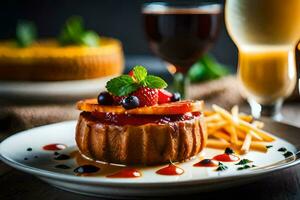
{"left": 248, "top": 98, "right": 283, "bottom": 121}
{"left": 173, "top": 72, "right": 190, "bottom": 99}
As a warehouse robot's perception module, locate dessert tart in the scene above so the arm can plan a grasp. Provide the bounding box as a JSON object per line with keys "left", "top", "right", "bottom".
{"left": 75, "top": 66, "right": 207, "bottom": 165}
{"left": 0, "top": 38, "right": 124, "bottom": 81}
{"left": 0, "top": 18, "right": 124, "bottom": 81}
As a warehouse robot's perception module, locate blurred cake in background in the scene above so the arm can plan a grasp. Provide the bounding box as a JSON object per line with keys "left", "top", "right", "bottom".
{"left": 0, "top": 17, "right": 124, "bottom": 81}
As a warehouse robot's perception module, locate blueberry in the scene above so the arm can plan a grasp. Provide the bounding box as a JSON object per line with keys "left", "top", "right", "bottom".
{"left": 225, "top": 147, "right": 234, "bottom": 155}
{"left": 171, "top": 92, "right": 181, "bottom": 102}
{"left": 98, "top": 92, "right": 114, "bottom": 105}
{"left": 122, "top": 96, "right": 140, "bottom": 109}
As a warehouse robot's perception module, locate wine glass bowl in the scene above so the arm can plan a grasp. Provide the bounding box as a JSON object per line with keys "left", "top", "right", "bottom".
{"left": 142, "top": 2, "right": 222, "bottom": 98}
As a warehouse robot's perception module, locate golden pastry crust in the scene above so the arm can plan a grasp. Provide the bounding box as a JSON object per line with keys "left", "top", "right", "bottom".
{"left": 75, "top": 112, "right": 207, "bottom": 165}
{"left": 0, "top": 37, "right": 124, "bottom": 81}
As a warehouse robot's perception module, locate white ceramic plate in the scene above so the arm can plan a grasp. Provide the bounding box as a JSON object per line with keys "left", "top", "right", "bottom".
{"left": 0, "top": 76, "right": 113, "bottom": 103}
{"left": 0, "top": 119, "right": 300, "bottom": 198}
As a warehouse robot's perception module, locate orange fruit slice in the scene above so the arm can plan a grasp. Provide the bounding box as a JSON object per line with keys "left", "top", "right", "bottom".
{"left": 126, "top": 100, "right": 204, "bottom": 115}
{"left": 77, "top": 99, "right": 204, "bottom": 115}
{"left": 77, "top": 99, "right": 125, "bottom": 114}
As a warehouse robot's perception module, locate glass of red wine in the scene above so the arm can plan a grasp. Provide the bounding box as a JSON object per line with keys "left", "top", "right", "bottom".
{"left": 142, "top": 1, "right": 222, "bottom": 98}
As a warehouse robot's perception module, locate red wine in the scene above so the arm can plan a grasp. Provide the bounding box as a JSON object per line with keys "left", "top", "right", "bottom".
{"left": 143, "top": 6, "right": 222, "bottom": 72}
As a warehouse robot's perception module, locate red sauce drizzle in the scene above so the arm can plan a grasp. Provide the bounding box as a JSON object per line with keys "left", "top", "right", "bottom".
{"left": 89, "top": 112, "right": 201, "bottom": 126}
{"left": 106, "top": 168, "right": 141, "bottom": 178}
{"left": 43, "top": 143, "right": 66, "bottom": 151}
{"left": 213, "top": 153, "right": 239, "bottom": 162}
{"left": 156, "top": 164, "right": 184, "bottom": 176}
{"left": 193, "top": 159, "right": 218, "bottom": 167}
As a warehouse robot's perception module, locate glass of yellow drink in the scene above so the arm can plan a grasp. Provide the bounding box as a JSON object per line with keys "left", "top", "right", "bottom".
{"left": 225, "top": 0, "right": 300, "bottom": 120}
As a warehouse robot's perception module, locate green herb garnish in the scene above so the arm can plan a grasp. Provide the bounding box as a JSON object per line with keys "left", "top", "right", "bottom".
{"left": 266, "top": 145, "right": 273, "bottom": 149}
{"left": 278, "top": 147, "right": 287, "bottom": 152}
{"left": 237, "top": 164, "right": 256, "bottom": 171}
{"left": 235, "top": 159, "right": 253, "bottom": 165}
{"left": 283, "top": 151, "right": 293, "bottom": 158}
{"left": 237, "top": 165, "right": 250, "bottom": 170}
{"left": 216, "top": 162, "right": 228, "bottom": 171}
{"left": 106, "top": 66, "right": 167, "bottom": 96}
{"left": 16, "top": 20, "right": 37, "bottom": 47}
{"left": 106, "top": 75, "right": 139, "bottom": 96}
{"left": 58, "top": 16, "right": 100, "bottom": 47}
{"left": 188, "top": 54, "right": 229, "bottom": 83}
{"left": 224, "top": 147, "right": 234, "bottom": 155}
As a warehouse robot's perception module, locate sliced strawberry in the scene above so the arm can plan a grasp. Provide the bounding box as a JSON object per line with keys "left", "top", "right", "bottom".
{"left": 126, "top": 100, "right": 204, "bottom": 115}
{"left": 133, "top": 87, "right": 158, "bottom": 107}
{"left": 113, "top": 95, "right": 127, "bottom": 105}
{"left": 77, "top": 99, "right": 125, "bottom": 114}
{"left": 158, "top": 89, "right": 172, "bottom": 104}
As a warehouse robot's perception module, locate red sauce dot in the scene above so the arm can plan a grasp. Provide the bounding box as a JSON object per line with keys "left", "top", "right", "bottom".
{"left": 156, "top": 164, "right": 184, "bottom": 176}
{"left": 43, "top": 143, "right": 66, "bottom": 151}
{"left": 193, "top": 159, "right": 218, "bottom": 167}
{"left": 213, "top": 153, "right": 239, "bottom": 162}
{"left": 106, "top": 168, "right": 141, "bottom": 178}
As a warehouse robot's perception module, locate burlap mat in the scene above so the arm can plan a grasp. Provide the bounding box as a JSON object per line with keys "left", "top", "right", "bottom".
{"left": 189, "top": 75, "right": 244, "bottom": 108}
{"left": 0, "top": 104, "right": 79, "bottom": 136}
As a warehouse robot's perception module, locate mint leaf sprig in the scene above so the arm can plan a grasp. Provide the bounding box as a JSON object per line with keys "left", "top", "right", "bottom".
{"left": 188, "top": 54, "right": 229, "bottom": 83}
{"left": 106, "top": 66, "right": 168, "bottom": 96}
{"left": 16, "top": 20, "right": 37, "bottom": 48}
{"left": 106, "top": 75, "right": 139, "bottom": 97}
{"left": 58, "top": 16, "right": 100, "bottom": 47}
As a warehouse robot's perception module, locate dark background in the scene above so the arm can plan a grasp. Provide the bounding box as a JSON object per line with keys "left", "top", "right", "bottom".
{"left": 0, "top": 0, "right": 238, "bottom": 70}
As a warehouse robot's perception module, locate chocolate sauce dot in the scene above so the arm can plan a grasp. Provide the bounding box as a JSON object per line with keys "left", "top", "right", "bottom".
{"left": 54, "top": 154, "right": 70, "bottom": 160}
{"left": 55, "top": 164, "right": 71, "bottom": 169}
{"left": 34, "top": 155, "right": 39, "bottom": 159}
{"left": 24, "top": 158, "right": 28, "bottom": 160}
{"left": 26, "top": 148, "right": 32, "bottom": 151}
{"left": 200, "top": 159, "right": 212, "bottom": 164}
{"left": 74, "top": 165, "right": 100, "bottom": 174}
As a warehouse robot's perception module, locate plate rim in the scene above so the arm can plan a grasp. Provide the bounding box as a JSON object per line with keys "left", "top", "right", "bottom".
{"left": 1, "top": 120, "right": 300, "bottom": 188}
{"left": 0, "top": 76, "right": 114, "bottom": 102}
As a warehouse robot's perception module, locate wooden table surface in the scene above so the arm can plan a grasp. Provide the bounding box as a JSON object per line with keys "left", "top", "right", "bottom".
{"left": 1, "top": 103, "right": 300, "bottom": 200}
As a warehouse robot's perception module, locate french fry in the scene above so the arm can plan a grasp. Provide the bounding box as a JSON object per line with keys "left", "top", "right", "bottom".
{"left": 236, "top": 126, "right": 263, "bottom": 141}
{"left": 207, "top": 139, "right": 268, "bottom": 153}
{"left": 207, "top": 120, "right": 228, "bottom": 133}
{"left": 239, "top": 121, "right": 274, "bottom": 142}
{"left": 231, "top": 105, "right": 239, "bottom": 122}
{"left": 204, "top": 110, "right": 215, "bottom": 116}
{"left": 212, "top": 104, "right": 275, "bottom": 142}
{"left": 207, "top": 120, "right": 227, "bottom": 128}
{"left": 212, "top": 104, "right": 234, "bottom": 121}
{"left": 239, "top": 114, "right": 253, "bottom": 123}
{"left": 224, "top": 122, "right": 262, "bottom": 141}
{"left": 252, "top": 120, "right": 264, "bottom": 129}
{"left": 210, "top": 131, "right": 231, "bottom": 142}
{"left": 205, "top": 113, "right": 222, "bottom": 122}
{"left": 237, "top": 141, "right": 268, "bottom": 153}
{"left": 236, "top": 129, "right": 261, "bottom": 141}
{"left": 236, "top": 129, "right": 246, "bottom": 140}
{"left": 240, "top": 132, "right": 252, "bottom": 154}
{"left": 223, "top": 125, "right": 238, "bottom": 145}
{"left": 206, "top": 139, "right": 230, "bottom": 149}
{"left": 205, "top": 104, "right": 275, "bottom": 154}
{"left": 230, "top": 105, "right": 239, "bottom": 144}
